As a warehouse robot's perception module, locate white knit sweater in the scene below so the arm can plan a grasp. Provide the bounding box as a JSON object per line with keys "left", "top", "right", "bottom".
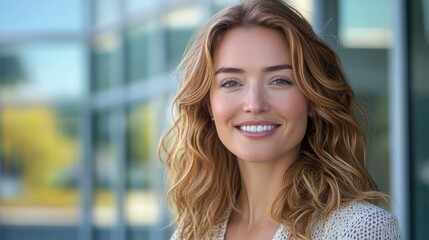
{"left": 171, "top": 201, "right": 402, "bottom": 239}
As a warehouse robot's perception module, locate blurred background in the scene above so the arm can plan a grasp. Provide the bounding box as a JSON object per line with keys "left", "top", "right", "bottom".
{"left": 0, "top": 0, "right": 427, "bottom": 239}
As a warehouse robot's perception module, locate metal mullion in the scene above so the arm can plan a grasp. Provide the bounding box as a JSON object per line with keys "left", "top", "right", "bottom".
{"left": 389, "top": 0, "right": 410, "bottom": 238}
{"left": 79, "top": 0, "right": 94, "bottom": 239}
{"left": 149, "top": 0, "right": 176, "bottom": 238}
{"left": 111, "top": 107, "right": 126, "bottom": 240}
{"left": 113, "top": 0, "right": 127, "bottom": 239}
{"left": 80, "top": 72, "right": 93, "bottom": 240}
{"left": 0, "top": 47, "right": 3, "bottom": 237}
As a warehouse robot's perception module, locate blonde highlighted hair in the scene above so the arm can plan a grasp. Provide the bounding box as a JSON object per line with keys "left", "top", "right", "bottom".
{"left": 159, "top": 0, "right": 386, "bottom": 239}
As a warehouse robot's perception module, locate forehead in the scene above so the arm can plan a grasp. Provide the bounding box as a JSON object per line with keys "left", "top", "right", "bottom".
{"left": 213, "top": 27, "right": 291, "bottom": 68}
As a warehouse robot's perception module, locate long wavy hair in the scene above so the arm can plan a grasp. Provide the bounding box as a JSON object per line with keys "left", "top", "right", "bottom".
{"left": 159, "top": 0, "right": 385, "bottom": 239}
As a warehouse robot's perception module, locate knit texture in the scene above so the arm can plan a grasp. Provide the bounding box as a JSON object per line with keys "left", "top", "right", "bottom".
{"left": 170, "top": 201, "right": 402, "bottom": 239}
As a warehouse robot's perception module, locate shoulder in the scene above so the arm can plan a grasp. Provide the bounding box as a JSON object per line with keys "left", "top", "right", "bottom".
{"left": 313, "top": 201, "right": 403, "bottom": 239}
{"left": 170, "top": 225, "right": 226, "bottom": 240}
{"left": 170, "top": 229, "right": 178, "bottom": 240}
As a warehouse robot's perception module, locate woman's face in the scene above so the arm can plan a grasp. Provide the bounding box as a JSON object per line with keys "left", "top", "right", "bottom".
{"left": 209, "top": 27, "right": 309, "bottom": 165}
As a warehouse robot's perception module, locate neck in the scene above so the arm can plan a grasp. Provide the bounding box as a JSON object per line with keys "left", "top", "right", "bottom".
{"left": 234, "top": 160, "right": 291, "bottom": 226}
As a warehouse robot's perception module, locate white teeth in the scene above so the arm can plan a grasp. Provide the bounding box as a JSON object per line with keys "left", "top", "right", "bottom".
{"left": 239, "top": 125, "right": 277, "bottom": 133}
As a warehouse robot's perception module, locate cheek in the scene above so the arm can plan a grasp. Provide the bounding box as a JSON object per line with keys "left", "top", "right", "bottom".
{"left": 209, "top": 92, "right": 236, "bottom": 120}
{"left": 277, "top": 92, "right": 309, "bottom": 123}
{"left": 293, "top": 99, "right": 309, "bottom": 118}
{"left": 212, "top": 102, "right": 234, "bottom": 123}
{"left": 278, "top": 95, "right": 309, "bottom": 147}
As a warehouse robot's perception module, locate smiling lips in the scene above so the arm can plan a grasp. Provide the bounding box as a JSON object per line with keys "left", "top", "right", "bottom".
{"left": 236, "top": 121, "right": 280, "bottom": 138}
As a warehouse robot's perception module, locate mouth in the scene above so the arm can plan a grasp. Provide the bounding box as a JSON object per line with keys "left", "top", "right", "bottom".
{"left": 238, "top": 124, "right": 280, "bottom": 133}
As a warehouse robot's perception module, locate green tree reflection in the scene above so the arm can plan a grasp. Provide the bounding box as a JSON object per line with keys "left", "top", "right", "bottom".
{"left": 2, "top": 106, "right": 78, "bottom": 207}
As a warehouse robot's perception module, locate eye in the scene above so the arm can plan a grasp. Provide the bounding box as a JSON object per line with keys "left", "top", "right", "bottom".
{"left": 271, "top": 77, "right": 292, "bottom": 86}
{"left": 220, "top": 79, "right": 242, "bottom": 89}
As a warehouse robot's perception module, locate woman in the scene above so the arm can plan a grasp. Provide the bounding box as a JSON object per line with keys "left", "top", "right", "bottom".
{"left": 159, "top": 0, "right": 402, "bottom": 239}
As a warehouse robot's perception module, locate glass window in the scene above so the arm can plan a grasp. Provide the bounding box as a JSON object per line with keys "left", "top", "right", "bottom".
{"left": 165, "top": 6, "right": 205, "bottom": 71}
{"left": 337, "top": 1, "right": 391, "bottom": 198}
{"left": 92, "top": 33, "right": 121, "bottom": 91}
{"left": 125, "top": 0, "right": 157, "bottom": 14}
{"left": 125, "top": 21, "right": 163, "bottom": 82}
{"left": 0, "top": 42, "right": 84, "bottom": 226}
{"left": 410, "top": 0, "right": 429, "bottom": 239}
{"left": 213, "top": 0, "right": 312, "bottom": 18}
{"left": 92, "top": 111, "right": 119, "bottom": 238}
{"left": 93, "top": 0, "right": 121, "bottom": 27}
{"left": 0, "top": 43, "right": 84, "bottom": 100}
{"left": 339, "top": 0, "right": 391, "bottom": 48}
{"left": 212, "top": 0, "right": 240, "bottom": 12}
{"left": 126, "top": 101, "right": 162, "bottom": 239}
{"left": 0, "top": 0, "right": 83, "bottom": 33}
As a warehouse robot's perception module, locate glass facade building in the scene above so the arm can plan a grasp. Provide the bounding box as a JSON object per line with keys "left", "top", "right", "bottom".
{"left": 0, "top": 0, "right": 427, "bottom": 239}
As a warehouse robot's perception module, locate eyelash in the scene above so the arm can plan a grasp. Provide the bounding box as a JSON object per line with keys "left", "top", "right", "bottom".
{"left": 219, "top": 76, "right": 292, "bottom": 88}
{"left": 220, "top": 79, "right": 241, "bottom": 89}
{"left": 271, "top": 76, "right": 292, "bottom": 86}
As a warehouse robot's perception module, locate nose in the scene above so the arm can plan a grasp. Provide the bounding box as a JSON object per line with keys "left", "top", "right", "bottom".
{"left": 242, "top": 83, "right": 270, "bottom": 113}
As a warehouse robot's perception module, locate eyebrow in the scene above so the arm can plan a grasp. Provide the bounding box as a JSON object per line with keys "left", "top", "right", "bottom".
{"left": 214, "top": 64, "right": 292, "bottom": 75}
{"left": 263, "top": 64, "right": 293, "bottom": 72}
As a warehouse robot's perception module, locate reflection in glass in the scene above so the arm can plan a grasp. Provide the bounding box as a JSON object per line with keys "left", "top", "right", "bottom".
{"left": 126, "top": 22, "right": 163, "bottom": 82}
{"left": 92, "top": 33, "right": 120, "bottom": 91}
{"left": 410, "top": 0, "right": 429, "bottom": 238}
{"left": 0, "top": 43, "right": 83, "bottom": 225}
{"left": 125, "top": 0, "right": 156, "bottom": 14}
{"left": 93, "top": 0, "right": 121, "bottom": 27}
{"left": 0, "top": 0, "right": 83, "bottom": 33}
{"left": 212, "top": 0, "right": 240, "bottom": 12}
{"left": 92, "top": 111, "right": 118, "bottom": 229}
{"left": 126, "top": 98, "right": 169, "bottom": 239}
{"left": 0, "top": 105, "right": 80, "bottom": 225}
{"left": 339, "top": 0, "right": 391, "bottom": 48}
{"left": 0, "top": 43, "right": 84, "bottom": 100}
{"left": 337, "top": 1, "right": 391, "bottom": 202}
{"left": 165, "top": 7, "right": 204, "bottom": 71}
{"left": 127, "top": 102, "right": 158, "bottom": 225}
